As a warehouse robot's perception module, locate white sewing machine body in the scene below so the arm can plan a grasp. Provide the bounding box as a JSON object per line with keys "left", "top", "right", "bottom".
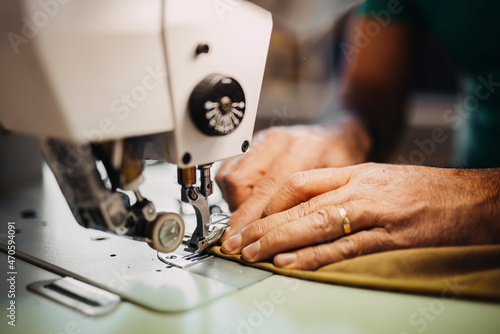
{"left": 0, "top": 0, "right": 273, "bottom": 254}
{"left": 0, "top": 0, "right": 271, "bottom": 167}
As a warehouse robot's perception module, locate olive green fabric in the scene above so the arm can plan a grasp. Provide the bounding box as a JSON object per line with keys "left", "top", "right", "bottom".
{"left": 358, "top": 0, "right": 500, "bottom": 168}
{"left": 210, "top": 245, "right": 500, "bottom": 302}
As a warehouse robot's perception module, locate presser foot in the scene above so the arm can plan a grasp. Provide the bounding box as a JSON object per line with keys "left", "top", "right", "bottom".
{"left": 186, "top": 213, "right": 230, "bottom": 254}
{"left": 193, "top": 218, "right": 230, "bottom": 253}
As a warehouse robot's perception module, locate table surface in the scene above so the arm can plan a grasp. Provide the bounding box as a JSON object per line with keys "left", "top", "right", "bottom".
{"left": 1, "top": 163, "right": 499, "bottom": 334}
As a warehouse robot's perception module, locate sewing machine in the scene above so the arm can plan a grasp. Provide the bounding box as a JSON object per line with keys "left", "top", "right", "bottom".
{"left": 1, "top": 1, "right": 499, "bottom": 333}
{"left": 0, "top": 0, "right": 272, "bottom": 254}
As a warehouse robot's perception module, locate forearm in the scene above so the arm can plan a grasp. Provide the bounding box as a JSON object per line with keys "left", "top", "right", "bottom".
{"left": 315, "top": 88, "right": 408, "bottom": 164}
{"left": 340, "top": 82, "right": 410, "bottom": 162}
{"left": 313, "top": 109, "right": 372, "bottom": 165}
{"left": 426, "top": 166, "right": 500, "bottom": 245}
{"left": 463, "top": 168, "right": 500, "bottom": 243}
{"left": 338, "top": 14, "right": 418, "bottom": 162}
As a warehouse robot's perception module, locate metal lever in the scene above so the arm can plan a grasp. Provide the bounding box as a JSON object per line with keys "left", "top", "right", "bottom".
{"left": 28, "top": 277, "right": 120, "bottom": 316}
{"left": 178, "top": 165, "right": 212, "bottom": 252}
{"left": 178, "top": 164, "right": 229, "bottom": 253}
{"left": 181, "top": 186, "right": 211, "bottom": 252}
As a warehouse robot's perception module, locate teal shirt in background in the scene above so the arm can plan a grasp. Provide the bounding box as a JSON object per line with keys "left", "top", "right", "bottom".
{"left": 358, "top": 0, "right": 500, "bottom": 168}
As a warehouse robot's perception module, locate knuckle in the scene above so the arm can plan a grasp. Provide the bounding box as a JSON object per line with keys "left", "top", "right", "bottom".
{"left": 262, "top": 202, "right": 278, "bottom": 217}
{"left": 232, "top": 206, "right": 254, "bottom": 227}
{"left": 224, "top": 173, "right": 239, "bottom": 189}
{"left": 288, "top": 201, "right": 310, "bottom": 220}
{"left": 228, "top": 209, "right": 247, "bottom": 229}
{"left": 255, "top": 126, "right": 283, "bottom": 144}
{"left": 262, "top": 205, "right": 274, "bottom": 217}
{"left": 243, "top": 221, "right": 266, "bottom": 241}
{"left": 308, "top": 209, "right": 334, "bottom": 236}
{"left": 239, "top": 203, "right": 259, "bottom": 219}
{"left": 217, "top": 156, "right": 243, "bottom": 178}
{"left": 269, "top": 228, "right": 288, "bottom": 248}
{"left": 338, "top": 235, "right": 362, "bottom": 259}
{"left": 288, "top": 137, "right": 311, "bottom": 152}
{"left": 359, "top": 167, "right": 393, "bottom": 187}
{"left": 262, "top": 173, "right": 310, "bottom": 217}
{"left": 251, "top": 131, "right": 268, "bottom": 145}
{"left": 304, "top": 246, "right": 324, "bottom": 269}
{"left": 390, "top": 231, "right": 412, "bottom": 249}
{"left": 217, "top": 175, "right": 235, "bottom": 197}
{"left": 287, "top": 172, "right": 309, "bottom": 193}
{"left": 253, "top": 177, "right": 277, "bottom": 197}
{"left": 296, "top": 201, "right": 310, "bottom": 216}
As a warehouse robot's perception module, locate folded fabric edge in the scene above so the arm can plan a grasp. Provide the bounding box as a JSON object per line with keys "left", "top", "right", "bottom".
{"left": 208, "top": 246, "right": 500, "bottom": 303}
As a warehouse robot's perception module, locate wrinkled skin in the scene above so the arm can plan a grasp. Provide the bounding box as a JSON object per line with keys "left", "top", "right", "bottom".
{"left": 216, "top": 123, "right": 370, "bottom": 242}
{"left": 218, "top": 163, "right": 500, "bottom": 270}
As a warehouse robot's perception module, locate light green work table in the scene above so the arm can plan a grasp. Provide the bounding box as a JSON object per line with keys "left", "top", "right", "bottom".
{"left": 1, "top": 164, "right": 499, "bottom": 334}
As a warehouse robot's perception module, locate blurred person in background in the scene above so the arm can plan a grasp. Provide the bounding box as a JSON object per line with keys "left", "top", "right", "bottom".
{"left": 215, "top": 0, "right": 500, "bottom": 270}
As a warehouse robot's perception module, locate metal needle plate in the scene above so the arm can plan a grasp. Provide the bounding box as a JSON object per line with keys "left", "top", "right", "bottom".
{"left": 158, "top": 252, "right": 214, "bottom": 269}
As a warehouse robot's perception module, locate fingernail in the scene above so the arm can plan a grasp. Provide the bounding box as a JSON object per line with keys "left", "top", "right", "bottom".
{"left": 275, "top": 253, "right": 297, "bottom": 267}
{"left": 242, "top": 242, "right": 260, "bottom": 262}
{"left": 222, "top": 234, "right": 241, "bottom": 254}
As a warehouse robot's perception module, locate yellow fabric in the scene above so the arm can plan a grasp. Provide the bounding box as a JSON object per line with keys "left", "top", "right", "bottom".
{"left": 209, "top": 245, "right": 500, "bottom": 302}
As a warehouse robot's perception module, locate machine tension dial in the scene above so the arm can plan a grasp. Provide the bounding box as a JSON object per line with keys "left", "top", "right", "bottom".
{"left": 189, "top": 74, "right": 246, "bottom": 136}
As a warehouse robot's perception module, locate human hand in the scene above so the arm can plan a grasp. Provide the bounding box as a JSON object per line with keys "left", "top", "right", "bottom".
{"left": 216, "top": 121, "right": 370, "bottom": 242}
{"left": 221, "top": 163, "right": 500, "bottom": 270}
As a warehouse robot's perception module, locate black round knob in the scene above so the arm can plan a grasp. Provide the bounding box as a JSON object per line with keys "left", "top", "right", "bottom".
{"left": 189, "top": 74, "right": 246, "bottom": 136}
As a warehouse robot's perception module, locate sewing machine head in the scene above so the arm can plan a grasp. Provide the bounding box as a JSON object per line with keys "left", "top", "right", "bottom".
{"left": 0, "top": 0, "right": 272, "bottom": 253}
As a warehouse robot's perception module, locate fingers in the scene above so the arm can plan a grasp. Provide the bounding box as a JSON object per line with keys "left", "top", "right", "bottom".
{"left": 215, "top": 155, "right": 251, "bottom": 211}
{"left": 274, "top": 228, "right": 392, "bottom": 270}
{"left": 221, "top": 162, "right": 299, "bottom": 241}
{"left": 222, "top": 184, "right": 361, "bottom": 254}
{"left": 222, "top": 141, "right": 324, "bottom": 241}
{"left": 263, "top": 167, "right": 358, "bottom": 216}
{"left": 238, "top": 201, "right": 372, "bottom": 263}
{"left": 221, "top": 200, "right": 317, "bottom": 254}
{"left": 216, "top": 130, "right": 290, "bottom": 210}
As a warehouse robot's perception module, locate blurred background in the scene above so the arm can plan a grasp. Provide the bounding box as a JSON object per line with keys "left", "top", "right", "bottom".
{"left": 0, "top": 0, "right": 462, "bottom": 194}
{"left": 250, "top": 0, "right": 459, "bottom": 167}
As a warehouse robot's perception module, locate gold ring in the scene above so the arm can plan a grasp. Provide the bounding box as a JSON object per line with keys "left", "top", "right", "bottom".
{"left": 337, "top": 205, "right": 352, "bottom": 235}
